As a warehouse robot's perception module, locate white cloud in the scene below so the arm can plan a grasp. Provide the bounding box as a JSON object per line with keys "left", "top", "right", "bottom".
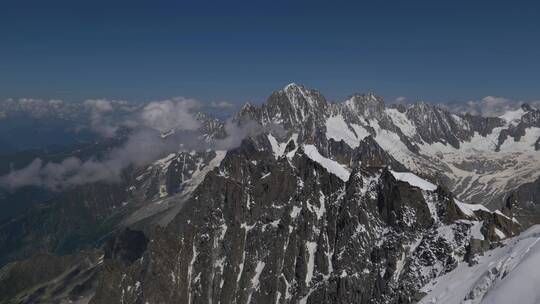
{"left": 48, "top": 99, "right": 64, "bottom": 107}
{"left": 140, "top": 97, "right": 202, "bottom": 133}
{"left": 440, "top": 96, "right": 540, "bottom": 117}
{"left": 84, "top": 99, "right": 114, "bottom": 112}
{"left": 83, "top": 99, "right": 119, "bottom": 137}
{"left": 209, "top": 101, "right": 234, "bottom": 108}
{"left": 394, "top": 96, "right": 407, "bottom": 104}
{"left": 0, "top": 128, "right": 182, "bottom": 191}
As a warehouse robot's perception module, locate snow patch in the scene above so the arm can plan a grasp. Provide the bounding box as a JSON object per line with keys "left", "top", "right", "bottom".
{"left": 420, "top": 225, "right": 540, "bottom": 304}
{"left": 305, "top": 241, "right": 317, "bottom": 285}
{"left": 499, "top": 108, "right": 525, "bottom": 126}
{"left": 494, "top": 227, "right": 506, "bottom": 240}
{"left": 390, "top": 170, "right": 437, "bottom": 191}
{"left": 246, "top": 261, "right": 266, "bottom": 303}
{"left": 386, "top": 108, "right": 417, "bottom": 137}
{"left": 454, "top": 199, "right": 490, "bottom": 218}
{"left": 303, "top": 145, "right": 350, "bottom": 181}
{"left": 268, "top": 133, "right": 298, "bottom": 159}
{"left": 325, "top": 115, "right": 369, "bottom": 147}
{"left": 470, "top": 220, "right": 485, "bottom": 241}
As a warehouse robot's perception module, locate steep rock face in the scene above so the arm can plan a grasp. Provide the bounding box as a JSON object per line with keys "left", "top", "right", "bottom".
{"left": 132, "top": 150, "right": 219, "bottom": 201}
{"left": 262, "top": 83, "right": 328, "bottom": 130}
{"left": 195, "top": 112, "right": 227, "bottom": 140}
{"left": 103, "top": 228, "right": 148, "bottom": 267}
{"left": 238, "top": 86, "right": 418, "bottom": 165}
{"left": 90, "top": 137, "right": 516, "bottom": 304}
{"left": 462, "top": 113, "right": 505, "bottom": 137}
{"left": 406, "top": 102, "right": 470, "bottom": 149}
{"left": 0, "top": 181, "right": 128, "bottom": 266}
{"left": 351, "top": 136, "right": 406, "bottom": 170}
{"left": 343, "top": 93, "right": 385, "bottom": 121}
{"left": 496, "top": 105, "right": 540, "bottom": 151}
{"left": 503, "top": 176, "right": 540, "bottom": 228}
{"left": 404, "top": 102, "right": 509, "bottom": 149}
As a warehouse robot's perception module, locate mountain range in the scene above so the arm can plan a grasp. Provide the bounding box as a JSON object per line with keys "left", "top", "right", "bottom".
{"left": 0, "top": 84, "right": 539, "bottom": 304}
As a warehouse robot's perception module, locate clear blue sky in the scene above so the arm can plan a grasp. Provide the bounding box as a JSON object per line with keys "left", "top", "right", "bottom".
{"left": 1, "top": 0, "right": 539, "bottom": 104}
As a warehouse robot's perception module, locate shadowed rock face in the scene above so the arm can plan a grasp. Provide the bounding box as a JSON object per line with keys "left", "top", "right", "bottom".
{"left": 89, "top": 137, "right": 516, "bottom": 304}
{"left": 406, "top": 102, "right": 468, "bottom": 149}
{"left": 352, "top": 136, "right": 406, "bottom": 170}
{"left": 0, "top": 251, "right": 102, "bottom": 304}
{"left": 503, "top": 176, "right": 540, "bottom": 228}
{"left": 103, "top": 228, "right": 148, "bottom": 266}
{"left": 0, "top": 181, "right": 129, "bottom": 267}
{"left": 462, "top": 113, "right": 506, "bottom": 137}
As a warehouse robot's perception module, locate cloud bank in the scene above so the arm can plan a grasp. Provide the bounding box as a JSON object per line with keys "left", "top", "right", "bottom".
{"left": 0, "top": 97, "right": 272, "bottom": 191}
{"left": 440, "top": 96, "right": 540, "bottom": 117}
{"left": 0, "top": 128, "right": 184, "bottom": 191}
{"left": 391, "top": 95, "right": 539, "bottom": 117}
{"left": 140, "top": 97, "right": 201, "bottom": 133}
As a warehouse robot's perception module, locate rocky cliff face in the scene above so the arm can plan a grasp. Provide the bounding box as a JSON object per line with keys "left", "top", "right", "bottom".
{"left": 503, "top": 175, "right": 540, "bottom": 229}
{"left": 89, "top": 135, "right": 517, "bottom": 304}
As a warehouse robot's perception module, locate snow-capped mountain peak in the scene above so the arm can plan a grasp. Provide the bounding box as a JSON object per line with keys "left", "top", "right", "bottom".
{"left": 233, "top": 84, "right": 540, "bottom": 214}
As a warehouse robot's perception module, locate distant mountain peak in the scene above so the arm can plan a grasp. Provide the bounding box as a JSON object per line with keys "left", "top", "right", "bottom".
{"left": 344, "top": 92, "right": 385, "bottom": 118}
{"left": 283, "top": 82, "right": 301, "bottom": 91}
{"left": 239, "top": 101, "right": 255, "bottom": 112}
{"left": 521, "top": 103, "right": 533, "bottom": 112}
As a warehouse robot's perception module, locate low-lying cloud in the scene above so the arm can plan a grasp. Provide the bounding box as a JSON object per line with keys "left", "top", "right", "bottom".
{"left": 0, "top": 128, "right": 183, "bottom": 191}
{"left": 0, "top": 97, "right": 275, "bottom": 191}
{"left": 439, "top": 96, "right": 540, "bottom": 117}
{"left": 392, "top": 95, "right": 540, "bottom": 117}
{"left": 84, "top": 99, "right": 119, "bottom": 137}
{"left": 209, "top": 101, "right": 234, "bottom": 109}
{"left": 140, "top": 97, "right": 201, "bottom": 133}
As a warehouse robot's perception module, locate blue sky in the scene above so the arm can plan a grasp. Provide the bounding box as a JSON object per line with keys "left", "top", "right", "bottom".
{"left": 0, "top": 0, "right": 539, "bottom": 105}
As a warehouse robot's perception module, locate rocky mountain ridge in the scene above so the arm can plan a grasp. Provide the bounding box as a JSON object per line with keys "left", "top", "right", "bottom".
{"left": 237, "top": 84, "right": 540, "bottom": 210}
{"left": 88, "top": 134, "right": 520, "bottom": 304}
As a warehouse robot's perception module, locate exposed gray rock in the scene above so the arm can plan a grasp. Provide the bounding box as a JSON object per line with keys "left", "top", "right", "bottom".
{"left": 89, "top": 137, "right": 517, "bottom": 304}
{"left": 406, "top": 102, "right": 470, "bottom": 149}
{"left": 503, "top": 176, "right": 540, "bottom": 228}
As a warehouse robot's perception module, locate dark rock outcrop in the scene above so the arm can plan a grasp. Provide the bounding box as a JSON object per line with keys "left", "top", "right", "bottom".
{"left": 503, "top": 176, "right": 540, "bottom": 228}
{"left": 89, "top": 137, "right": 517, "bottom": 304}
{"left": 103, "top": 228, "right": 148, "bottom": 266}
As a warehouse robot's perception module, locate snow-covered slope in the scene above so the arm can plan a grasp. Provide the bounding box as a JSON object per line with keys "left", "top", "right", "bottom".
{"left": 303, "top": 144, "right": 350, "bottom": 181}
{"left": 390, "top": 170, "right": 437, "bottom": 191}
{"left": 420, "top": 225, "right": 540, "bottom": 304}
{"left": 122, "top": 150, "right": 227, "bottom": 227}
